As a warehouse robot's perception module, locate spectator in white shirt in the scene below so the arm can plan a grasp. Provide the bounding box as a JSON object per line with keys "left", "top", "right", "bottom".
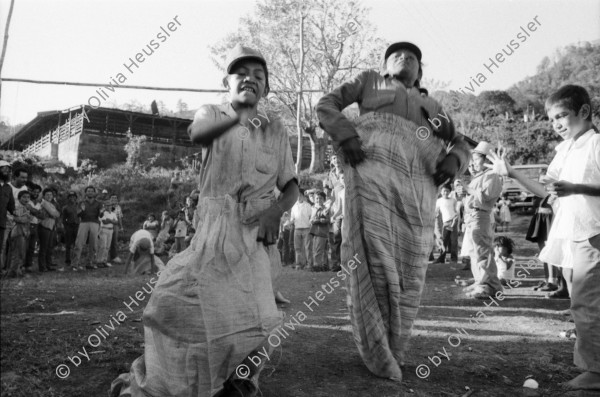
{"left": 434, "top": 184, "right": 459, "bottom": 263}
{"left": 289, "top": 191, "right": 313, "bottom": 269}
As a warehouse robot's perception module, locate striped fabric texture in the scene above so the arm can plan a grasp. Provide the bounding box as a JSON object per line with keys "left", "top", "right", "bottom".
{"left": 341, "top": 112, "right": 445, "bottom": 381}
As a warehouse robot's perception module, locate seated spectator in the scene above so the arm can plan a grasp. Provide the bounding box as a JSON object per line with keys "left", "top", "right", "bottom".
{"left": 124, "top": 229, "right": 165, "bottom": 275}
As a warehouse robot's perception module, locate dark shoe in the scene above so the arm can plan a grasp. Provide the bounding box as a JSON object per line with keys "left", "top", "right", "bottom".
{"left": 539, "top": 283, "right": 558, "bottom": 292}
{"left": 546, "top": 290, "right": 569, "bottom": 299}
{"left": 331, "top": 265, "right": 342, "bottom": 272}
{"left": 533, "top": 281, "right": 546, "bottom": 291}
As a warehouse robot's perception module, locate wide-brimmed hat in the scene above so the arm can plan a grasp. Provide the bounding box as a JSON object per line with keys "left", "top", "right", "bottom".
{"left": 472, "top": 141, "right": 494, "bottom": 157}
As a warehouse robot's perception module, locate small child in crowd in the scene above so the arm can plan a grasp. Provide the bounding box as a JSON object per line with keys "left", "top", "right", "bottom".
{"left": 6, "top": 190, "right": 32, "bottom": 277}
{"left": 143, "top": 213, "right": 160, "bottom": 240}
{"left": 494, "top": 235, "right": 515, "bottom": 285}
{"left": 173, "top": 210, "right": 189, "bottom": 253}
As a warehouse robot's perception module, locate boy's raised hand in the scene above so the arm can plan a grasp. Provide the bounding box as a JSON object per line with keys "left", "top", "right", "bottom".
{"left": 485, "top": 147, "right": 512, "bottom": 177}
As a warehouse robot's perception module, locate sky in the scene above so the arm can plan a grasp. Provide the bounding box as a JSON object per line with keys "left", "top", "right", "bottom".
{"left": 0, "top": 0, "right": 598, "bottom": 126}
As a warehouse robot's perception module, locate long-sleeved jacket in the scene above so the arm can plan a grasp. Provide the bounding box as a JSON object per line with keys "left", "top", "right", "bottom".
{"left": 316, "top": 69, "right": 470, "bottom": 174}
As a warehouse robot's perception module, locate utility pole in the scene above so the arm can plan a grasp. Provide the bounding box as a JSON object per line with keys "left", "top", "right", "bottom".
{"left": 0, "top": 0, "right": 17, "bottom": 103}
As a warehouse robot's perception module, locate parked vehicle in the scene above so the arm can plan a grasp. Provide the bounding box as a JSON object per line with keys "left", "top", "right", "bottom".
{"left": 502, "top": 164, "right": 548, "bottom": 213}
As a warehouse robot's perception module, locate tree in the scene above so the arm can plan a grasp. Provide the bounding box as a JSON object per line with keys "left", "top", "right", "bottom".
{"left": 78, "top": 158, "right": 98, "bottom": 185}
{"left": 211, "top": 0, "right": 385, "bottom": 173}
{"left": 124, "top": 130, "right": 147, "bottom": 168}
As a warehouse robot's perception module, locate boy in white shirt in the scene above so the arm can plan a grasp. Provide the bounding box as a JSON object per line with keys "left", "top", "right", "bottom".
{"left": 488, "top": 85, "right": 600, "bottom": 391}
{"left": 434, "top": 184, "right": 459, "bottom": 263}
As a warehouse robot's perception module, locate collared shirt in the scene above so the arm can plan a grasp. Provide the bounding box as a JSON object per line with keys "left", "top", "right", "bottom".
{"left": 546, "top": 129, "right": 600, "bottom": 241}
{"left": 192, "top": 103, "right": 297, "bottom": 202}
{"left": 464, "top": 170, "right": 503, "bottom": 213}
{"left": 290, "top": 201, "right": 313, "bottom": 229}
{"left": 316, "top": 69, "right": 470, "bottom": 174}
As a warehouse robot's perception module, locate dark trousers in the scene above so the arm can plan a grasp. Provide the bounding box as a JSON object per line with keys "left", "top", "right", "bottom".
{"left": 38, "top": 226, "right": 54, "bottom": 271}
{"left": 438, "top": 222, "right": 458, "bottom": 262}
{"left": 109, "top": 227, "right": 119, "bottom": 260}
{"left": 329, "top": 219, "right": 342, "bottom": 267}
{"left": 64, "top": 223, "right": 78, "bottom": 265}
{"left": 280, "top": 229, "right": 294, "bottom": 265}
{"left": 25, "top": 224, "right": 39, "bottom": 269}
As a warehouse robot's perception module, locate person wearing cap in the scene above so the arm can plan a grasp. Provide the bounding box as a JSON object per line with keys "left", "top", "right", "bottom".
{"left": 112, "top": 44, "right": 298, "bottom": 397}
{"left": 60, "top": 191, "right": 80, "bottom": 271}
{"left": 457, "top": 141, "right": 504, "bottom": 299}
{"left": 123, "top": 229, "right": 163, "bottom": 275}
{"left": 316, "top": 42, "right": 471, "bottom": 380}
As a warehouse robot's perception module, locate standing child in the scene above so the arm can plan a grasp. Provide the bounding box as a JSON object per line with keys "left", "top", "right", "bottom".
{"left": 498, "top": 193, "right": 512, "bottom": 232}
{"left": 112, "top": 44, "right": 298, "bottom": 396}
{"left": 97, "top": 206, "right": 118, "bottom": 267}
{"left": 494, "top": 235, "right": 515, "bottom": 286}
{"left": 309, "top": 191, "right": 329, "bottom": 271}
{"left": 154, "top": 210, "right": 172, "bottom": 254}
{"left": 173, "top": 210, "right": 189, "bottom": 253}
{"left": 6, "top": 190, "right": 32, "bottom": 277}
{"left": 488, "top": 85, "right": 600, "bottom": 391}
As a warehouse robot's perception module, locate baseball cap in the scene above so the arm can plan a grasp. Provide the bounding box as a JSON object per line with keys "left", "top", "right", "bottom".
{"left": 0, "top": 160, "right": 11, "bottom": 168}
{"left": 384, "top": 42, "right": 422, "bottom": 62}
{"left": 472, "top": 141, "right": 494, "bottom": 157}
{"left": 225, "top": 44, "right": 270, "bottom": 91}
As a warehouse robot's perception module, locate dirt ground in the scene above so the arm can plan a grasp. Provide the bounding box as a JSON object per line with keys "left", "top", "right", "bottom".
{"left": 1, "top": 214, "right": 599, "bottom": 397}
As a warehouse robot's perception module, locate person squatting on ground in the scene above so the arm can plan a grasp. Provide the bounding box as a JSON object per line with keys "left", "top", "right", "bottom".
{"left": 487, "top": 84, "right": 600, "bottom": 391}
{"left": 493, "top": 235, "right": 515, "bottom": 285}
{"left": 317, "top": 41, "right": 470, "bottom": 381}
{"left": 458, "top": 141, "right": 504, "bottom": 299}
{"left": 433, "top": 184, "right": 459, "bottom": 264}
{"left": 111, "top": 44, "right": 299, "bottom": 397}
{"left": 72, "top": 186, "right": 103, "bottom": 270}
{"left": 290, "top": 190, "right": 313, "bottom": 269}
{"left": 123, "top": 229, "right": 163, "bottom": 275}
